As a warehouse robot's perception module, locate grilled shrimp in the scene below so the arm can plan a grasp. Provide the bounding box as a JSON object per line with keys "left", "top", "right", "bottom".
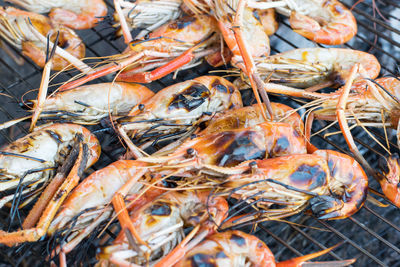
{"left": 99, "top": 189, "right": 229, "bottom": 266}
{"left": 0, "top": 7, "right": 86, "bottom": 71}
{"left": 174, "top": 230, "right": 354, "bottom": 267}
{"left": 379, "top": 154, "right": 400, "bottom": 208}
{"left": 201, "top": 102, "right": 304, "bottom": 136}
{"left": 117, "top": 76, "right": 243, "bottom": 157}
{"left": 248, "top": 0, "right": 356, "bottom": 45}
{"left": 8, "top": 0, "right": 108, "bottom": 29}
{"left": 59, "top": 14, "right": 222, "bottom": 90}
{"left": 305, "top": 74, "right": 400, "bottom": 207}
{"left": 141, "top": 122, "right": 307, "bottom": 171}
{"left": 114, "top": 0, "right": 182, "bottom": 38}
{"left": 0, "top": 123, "right": 100, "bottom": 209}
{"left": 254, "top": 47, "right": 380, "bottom": 89}
{"left": 218, "top": 149, "right": 368, "bottom": 226}
{"left": 0, "top": 82, "right": 155, "bottom": 129}
{"left": 0, "top": 159, "right": 159, "bottom": 266}
{"left": 46, "top": 160, "right": 157, "bottom": 254}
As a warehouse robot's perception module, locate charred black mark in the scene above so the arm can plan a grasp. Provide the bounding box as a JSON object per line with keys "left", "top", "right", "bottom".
{"left": 272, "top": 136, "right": 290, "bottom": 155}
{"left": 74, "top": 100, "right": 91, "bottom": 108}
{"left": 216, "top": 251, "right": 227, "bottom": 259}
{"left": 230, "top": 233, "right": 246, "bottom": 246}
{"left": 169, "top": 16, "right": 196, "bottom": 30}
{"left": 334, "top": 3, "right": 344, "bottom": 14}
{"left": 289, "top": 164, "right": 327, "bottom": 190}
{"left": 331, "top": 72, "right": 345, "bottom": 87}
{"left": 216, "top": 132, "right": 265, "bottom": 167}
{"left": 189, "top": 253, "right": 216, "bottom": 267}
{"left": 59, "top": 40, "right": 70, "bottom": 49}
{"left": 328, "top": 159, "right": 338, "bottom": 178}
{"left": 187, "top": 215, "right": 201, "bottom": 225}
{"left": 168, "top": 84, "right": 210, "bottom": 111}
{"left": 253, "top": 10, "right": 261, "bottom": 23}
{"left": 54, "top": 189, "right": 66, "bottom": 201}
{"left": 212, "top": 79, "right": 228, "bottom": 93}
{"left": 149, "top": 202, "right": 171, "bottom": 216}
{"left": 46, "top": 130, "right": 63, "bottom": 144}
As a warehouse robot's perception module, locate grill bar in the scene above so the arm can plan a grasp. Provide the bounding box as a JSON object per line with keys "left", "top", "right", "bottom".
{"left": 316, "top": 219, "right": 386, "bottom": 267}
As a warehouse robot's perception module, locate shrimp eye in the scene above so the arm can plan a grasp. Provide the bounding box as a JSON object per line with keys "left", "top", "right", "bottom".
{"left": 138, "top": 104, "right": 145, "bottom": 111}
{"left": 186, "top": 148, "right": 195, "bottom": 155}
{"left": 190, "top": 134, "right": 197, "bottom": 139}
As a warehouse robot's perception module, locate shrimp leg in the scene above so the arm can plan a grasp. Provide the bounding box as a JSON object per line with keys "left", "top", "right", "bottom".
{"left": 111, "top": 168, "right": 149, "bottom": 247}
{"left": 336, "top": 64, "right": 375, "bottom": 175}
{"left": 232, "top": 0, "right": 272, "bottom": 120}
{"left": 0, "top": 142, "right": 88, "bottom": 246}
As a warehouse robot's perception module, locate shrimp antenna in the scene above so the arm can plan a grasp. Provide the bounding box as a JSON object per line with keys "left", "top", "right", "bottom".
{"left": 0, "top": 151, "right": 46, "bottom": 163}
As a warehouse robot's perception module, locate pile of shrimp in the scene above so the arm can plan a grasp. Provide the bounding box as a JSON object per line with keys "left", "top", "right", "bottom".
{"left": 0, "top": 0, "right": 397, "bottom": 266}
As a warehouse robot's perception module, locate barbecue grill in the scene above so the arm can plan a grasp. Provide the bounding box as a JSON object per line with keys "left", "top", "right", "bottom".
{"left": 0, "top": 0, "right": 399, "bottom": 266}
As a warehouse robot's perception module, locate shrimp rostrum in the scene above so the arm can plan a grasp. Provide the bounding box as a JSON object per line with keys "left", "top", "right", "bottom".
{"left": 0, "top": 123, "right": 100, "bottom": 211}
{"left": 217, "top": 149, "right": 368, "bottom": 228}
{"left": 116, "top": 76, "right": 243, "bottom": 158}
{"left": 0, "top": 7, "right": 86, "bottom": 71}
{"left": 98, "top": 189, "right": 229, "bottom": 267}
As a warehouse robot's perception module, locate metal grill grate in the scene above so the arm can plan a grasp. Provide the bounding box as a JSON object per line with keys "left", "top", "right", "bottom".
{"left": 0, "top": 0, "right": 399, "bottom": 266}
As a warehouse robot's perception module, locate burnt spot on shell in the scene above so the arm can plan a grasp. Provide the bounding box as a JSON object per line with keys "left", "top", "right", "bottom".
{"left": 272, "top": 136, "right": 290, "bottom": 155}
{"left": 59, "top": 40, "right": 70, "bottom": 49}
{"left": 189, "top": 254, "right": 216, "bottom": 267}
{"left": 252, "top": 10, "right": 261, "bottom": 23}
{"left": 212, "top": 79, "right": 229, "bottom": 93}
{"left": 230, "top": 233, "right": 246, "bottom": 246}
{"left": 168, "top": 83, "right": 210, "bottom": 111}
{"left": 328, "top": 159, "right": 338, "bottom": 177}
{"left": 216, "top": 132, "right": 266, "bottom": 167}
{"left": 333, "top": 2, "right": 344, "bottom": 14}
{"left": 148, "top": 202, "right": 171, "bottom": 216}
{"left": 169, "top": 16, "right": 196, "bottom": 30}
{"left": 289, "top": 164, "right": 327, "bottom": 190}
{"left": 330, "top": 72, "right": 345, "bottom": 87}
{"left": 46, "top": 130, "right": 63, "bottom": 144}
{"left": 216, "top": 251, "right": 227, "bottom": 259}
{"left": 53, "top": 189, "right": 66, "bottom": 201}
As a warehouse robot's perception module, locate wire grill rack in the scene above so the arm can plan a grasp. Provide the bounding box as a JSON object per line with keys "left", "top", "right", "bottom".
{"left": 0, "top": 0, "right": 399, "bottom": 266}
